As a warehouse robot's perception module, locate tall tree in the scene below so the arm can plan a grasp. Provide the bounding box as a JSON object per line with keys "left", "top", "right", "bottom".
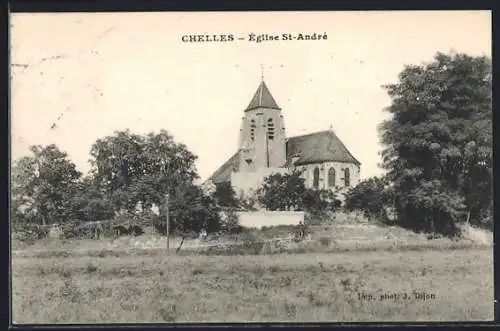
{"left": 379, "top": 52, "right": 492, "bottom": 234}
{"left": 89, "top": 129, "right": 198, "bottom": 213}
{"left": 11, "top": 145, "right": 82, "bottom": 225}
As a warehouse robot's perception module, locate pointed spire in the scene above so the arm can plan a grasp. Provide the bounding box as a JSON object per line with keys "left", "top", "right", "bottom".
{"left": 260, "top": 63, "right": 264, "bottom": 82}
{"left": 245, "top": 80, "right": 281, "bottom": 112}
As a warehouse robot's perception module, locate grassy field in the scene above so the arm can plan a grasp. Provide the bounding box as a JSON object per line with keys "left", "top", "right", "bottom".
{"left": 12, "top": 246, "right": 493, "bottom": 323}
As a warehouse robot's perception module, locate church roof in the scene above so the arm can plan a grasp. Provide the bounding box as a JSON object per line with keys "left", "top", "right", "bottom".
{"left": 207, "top": 152, "right": 240, "bottom": 184}
{"left": 207, "top": 129, "right": 360, "bottom": 184}
{"left": 285, "top": 129, "right": 361, "bottom": 166}
{"left": 245, "top": 81, "right": 281, "bottom": 112}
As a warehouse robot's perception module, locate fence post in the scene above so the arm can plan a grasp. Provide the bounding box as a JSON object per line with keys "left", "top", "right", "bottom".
{"left": 166, "top": 193, "right": 170, "bottom": 253}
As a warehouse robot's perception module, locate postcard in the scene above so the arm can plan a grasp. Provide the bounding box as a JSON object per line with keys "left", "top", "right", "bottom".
{"left": 10, "top": 10, "right": 493, "bottom": 323}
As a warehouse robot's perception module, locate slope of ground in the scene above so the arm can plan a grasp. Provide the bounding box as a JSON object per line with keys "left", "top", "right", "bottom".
{"left": 12, "top": 217, "right": 492, "bottom": 258}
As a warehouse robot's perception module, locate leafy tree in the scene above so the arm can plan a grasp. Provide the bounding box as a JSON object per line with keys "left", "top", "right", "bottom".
{"left": 90, "top": 129, "right": 223, "bottom": 236}
{"left": 213, "top": 182, "right": 239, "bottom": 208}
{"left": 344, "top": 177, "right": 393, "bottom": 220}
{"left": 68, "top": 176, "right": 115, "bottom": 222}
{"left": 257, "top": 170, "right": 341, "bottom": 221}
{"left": 89, "top": 129, "right": 198, "bottom": 213}
{"left": 303, "top": 189, "right": 340, "bottom": 221}
{"left": 380, "top": 52, "right": 492, "bottom": 234}
{"left": 89, "top": 130, "right": 146, "bottom": 212}
{"left": 155, "top": 182, "right": 220, "bottom": 235}
{"left": 257, "top": 169, "right": 306, "bottom": 211}
{"left": 11, "top": 145, "right": 82, "bottom": 225}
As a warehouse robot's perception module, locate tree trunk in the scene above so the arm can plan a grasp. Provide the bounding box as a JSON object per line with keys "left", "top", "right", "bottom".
{"left": 176, "top": 236, "right": 185, "bottom": 254}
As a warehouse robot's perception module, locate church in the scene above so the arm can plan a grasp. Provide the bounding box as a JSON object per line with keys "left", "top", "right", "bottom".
{"left": 207, "top": 79, "right": 361, "bottom": 200}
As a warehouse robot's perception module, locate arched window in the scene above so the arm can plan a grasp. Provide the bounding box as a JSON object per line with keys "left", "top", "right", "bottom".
{"left": 267, "top": 118, "right": 275, "bottom": 140}
{"left": 328, "top": 167, "right": 336, "bottom": 187}
{"left": 313, "top": 167, "right": 320, "bottom": 189}
{"left": 250, "top": 119, "right": 256, "bottom": 141}
{"left": 344, "top": 168, "right": 350, "bottom": 187}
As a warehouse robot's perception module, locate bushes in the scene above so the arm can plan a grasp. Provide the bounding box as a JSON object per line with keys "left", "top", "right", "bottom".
{"left": 12, "top": 223, "right": 49, "bottom": 245}
{"left": 256, "top": 170, "right": 341, "bottom": 224}
{"left": 344, "top": 177, "right": 393, "bottom": 222}
{"left": 219, "top": 208, "right": 242, "bottom": 234}
{"left": 396, "top": 181, "right": 465, "bottom": 236}
{"left": 303, "top": 189, "right": 341, "bottom": 222}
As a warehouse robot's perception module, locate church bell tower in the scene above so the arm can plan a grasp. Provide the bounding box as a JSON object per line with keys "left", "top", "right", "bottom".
{"left": 238, "top": 79, "right": 287, "bottom": 172}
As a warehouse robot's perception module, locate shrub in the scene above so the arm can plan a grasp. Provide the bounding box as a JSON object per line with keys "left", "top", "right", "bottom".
{"left": 303, "top": 189, "right": 341, "bottom": 222}
{"left": 318, "top": 236, "right": 332, "bottom": 247}
{"left": 219, "top": 208, "right": 243, "bottom": 234}
{"left": 344, "top": 177, "right": 393, "bottom": 222}
{"left": 397, "top": 181, "right": 465, "bottom": 236}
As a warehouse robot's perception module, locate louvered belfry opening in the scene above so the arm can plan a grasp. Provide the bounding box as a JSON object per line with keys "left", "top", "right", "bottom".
{"left": 250, "top": 119, "right": 256, "bottom": 141}
{"left": 267, "top": 118, "right": 275, "bottom": 140}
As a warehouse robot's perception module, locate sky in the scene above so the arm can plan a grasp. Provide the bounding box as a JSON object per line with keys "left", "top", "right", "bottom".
{"left": 10, "top": 11, "right": 491, "bottom": 181}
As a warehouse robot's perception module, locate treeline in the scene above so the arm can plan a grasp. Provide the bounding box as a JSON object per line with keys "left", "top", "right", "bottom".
{"left": 11, "top": 130, "right": 340, "bottom": 238}
{"left": 11, "top": 130, "right": 232, "bottom": 236}
{"left": 344, "top": 52, "right": 492, "bottom": 235}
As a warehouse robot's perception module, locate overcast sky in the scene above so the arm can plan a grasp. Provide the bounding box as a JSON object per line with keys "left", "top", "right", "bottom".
{"left": 10, "top": 11, "right": 491, "bottom": 181}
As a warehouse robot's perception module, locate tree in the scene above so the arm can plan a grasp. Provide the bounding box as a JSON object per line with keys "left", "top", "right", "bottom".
{"left": 344, "top": 177, "right": 393, "bottom": 220}
{"left": 257, "top": 169, "right": 306, "bottom": 211}
{"left": 89, "top": 129, "right": 199, "bottom": 213}
{"left": 213, "top": 182, "right": 239, "bottom": 208}
{"left": 11, "top": 144, "right": 82, "bottom": 225}
{"left": 257, "top": 170, "right": 341, "bottom": 221}
{"left": 379, "top": 52, "right": 492, "bottom": 234}
{"left": 90, "top": 129, "right": 223, "bottom": 237}
{"left": 303, "top": 189, "right": 340, "bottom": 221}
{"left": 155, "top": 182, "right": 220, "bottom": 235}
{"left": 68, "top": 176, "right": 115, "bottom": 222}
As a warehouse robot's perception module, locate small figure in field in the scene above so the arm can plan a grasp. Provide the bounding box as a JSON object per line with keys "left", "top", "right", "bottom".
{"left": 199, "top": 228, "right": 208, "bottom": 240}
{"left": 295, "top": 221, "right": 305, "bottom": 242}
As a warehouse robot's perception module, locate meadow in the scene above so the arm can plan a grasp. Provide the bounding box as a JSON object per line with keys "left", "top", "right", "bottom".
{"left": 12, "top": 236, "right": 493, "bottom": 323}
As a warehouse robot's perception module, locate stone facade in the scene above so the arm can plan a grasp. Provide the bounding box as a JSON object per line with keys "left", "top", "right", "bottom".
{"left": 296, "top": 161, "right": 361, "bottom": 192}
{"left": 230, "top": 167, "right": 288, "bottom": 198}
{"left": 208, "top": 79, "right": 361, "bottom": 201}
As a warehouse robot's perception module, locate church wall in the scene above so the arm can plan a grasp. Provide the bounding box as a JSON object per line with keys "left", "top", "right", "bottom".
{"left": 237, "top": 211, "right": 304, "bottom": 229}
{"left": 294, "top": 161, "right": 360, "bottom": 192}
{"left": 231, "top": 167, "right": 289, "bottom": 197}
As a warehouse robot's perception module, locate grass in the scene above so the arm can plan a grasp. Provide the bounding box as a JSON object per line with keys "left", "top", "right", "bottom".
{"left": 11, "top": 218, "right": 493, "bottom": 323}
{"left": 12, "top": 247, "right": 493, "bottom": 323}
